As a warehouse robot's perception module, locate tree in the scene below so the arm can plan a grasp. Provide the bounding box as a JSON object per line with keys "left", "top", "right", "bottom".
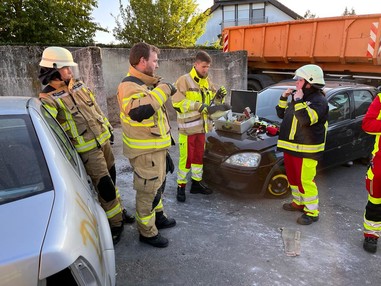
{"left": 343, "top": 7, "right": 356, "bottom": 16}
{"left": 113, "top": 0, "right": 210, "bottom": 47}
{"left": 304, "top": 10, "right": 316, "bottom": 19}
{"left": 0, "top": 0, "right": 105, "bottom": 45}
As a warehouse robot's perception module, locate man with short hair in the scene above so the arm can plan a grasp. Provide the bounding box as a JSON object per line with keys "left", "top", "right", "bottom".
{"left": 172, "top": 51, "right": 230, "bottom": 202}
{"left": 117, "top": 42, "right": 176, "bottom": 248}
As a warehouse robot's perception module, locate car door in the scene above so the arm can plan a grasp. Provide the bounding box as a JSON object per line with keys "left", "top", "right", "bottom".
{"left": 322, "top": 91, "right": 353, "bottom": 167}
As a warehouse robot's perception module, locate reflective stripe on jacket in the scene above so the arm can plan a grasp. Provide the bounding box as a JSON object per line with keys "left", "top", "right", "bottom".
{"left": 117, "top": 66, "right": 172, "bottom": 159}
{"left": 276, "top": 89, "right": 328, "bottom": 159}
{"left": 39, "top": 79, "right": 112, "bottom": 153}
{"left": 172, "top": 67, "right": 220, "bottom": 135}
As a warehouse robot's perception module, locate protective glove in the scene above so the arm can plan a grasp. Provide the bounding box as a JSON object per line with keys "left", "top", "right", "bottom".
{"left": 109, "top": 127, "right": 114, "bottom": 145}
{"left": 198, "top": 103, "right": 208, "bottom": 113}
{"left": 166, "top": 151, "right": 175, "bottom": 174}
{"left": 206, "top": 103, "right": 231, "bottom": 114}
{"left": 215, "top": 86, "right": 227, "bottom": 100}
{"left": 165, "top": 83, "right": 177, "bottom": 96}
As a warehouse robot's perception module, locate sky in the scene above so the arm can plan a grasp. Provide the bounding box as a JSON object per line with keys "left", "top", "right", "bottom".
{"left": 92, "top": 0, "right": 381, "bottom": 44}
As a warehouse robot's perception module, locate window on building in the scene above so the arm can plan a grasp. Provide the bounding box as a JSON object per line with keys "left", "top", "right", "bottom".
{"left": 252, "top": 8, "right": 265, "bottom": 24}
{"left": 238, "top": 4, "right": 250, "bottom": 26}
{"left": 223, "top": 5, "right": 235, "bottom": 28}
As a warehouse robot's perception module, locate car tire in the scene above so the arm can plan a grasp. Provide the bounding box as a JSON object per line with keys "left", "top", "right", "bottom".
{"left": 360, "top": 154, "right": 372, "bottom": 166}
{"left": 248, "top": 79, "right": 262, "bottom": 91}
{"left": 265, "top": 171, "right": 290, "bottom": 198}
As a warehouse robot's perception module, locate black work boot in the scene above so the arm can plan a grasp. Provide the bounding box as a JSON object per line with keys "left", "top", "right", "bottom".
{"left": 139, "top": 233, "right": 169, "bottom": 248}
{"left": 283, "top": 203, "right": 304, "bottom": 212}
{"left": 122, "top": 209, "right": 135, "bottom": 224}
{"left": 363, "top": 237, "right": 378, "bottom": 253}
{"left": 296, "top": 213, "right": 319, "bottom": 225}
{"left": 177, "top": 185, "right": 186, "bottom": 202}
{"left": 190, "top": 179, "right": 213, "bottom": 195}
{"left": 155, "top": 211, "right": 176, "bottom": 229}
{"left": 111, "top": 223, "right": 124, "bottom": 245}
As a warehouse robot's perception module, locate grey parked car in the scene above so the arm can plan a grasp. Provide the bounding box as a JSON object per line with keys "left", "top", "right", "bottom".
{"left": 0, "top": 97, "right": 115, "bottom": 286}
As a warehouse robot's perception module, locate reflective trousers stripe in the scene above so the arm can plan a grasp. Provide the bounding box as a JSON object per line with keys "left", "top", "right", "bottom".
{"left": 363, "top": 194, "right": 381, "bottom": 238}
{"left": 284, "top": 152, "right": 319, "bottom": 216}
{"left": 106, "top": 202, "right": 122, "bottom": 220}
{"left": 364, "top": 216, "right": 381, "bottom": 237}
{"left": 177, "top": 133, "right": 205, "bottom": 184}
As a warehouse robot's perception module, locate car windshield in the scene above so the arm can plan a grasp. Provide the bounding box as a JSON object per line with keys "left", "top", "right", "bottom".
{"left": 0, "top": 115, "right": 52, "bottom": 204}
{"left": 256, "top": 87, "right": 288, "bottom": 123}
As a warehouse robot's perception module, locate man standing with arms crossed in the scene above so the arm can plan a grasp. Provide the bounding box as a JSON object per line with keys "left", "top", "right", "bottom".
{"left": 117, "top": 42, "right": 176, "bottom": 248}
{"left": 172, "top": 51, "right": 230, "bottom": 202}
{"left": 38, "top": 47, "right": 135, "bottom": 245}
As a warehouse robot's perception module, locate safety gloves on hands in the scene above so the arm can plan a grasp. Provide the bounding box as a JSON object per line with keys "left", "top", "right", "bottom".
{"left": 108, "top": 127, "right": 114, "bottom": 145}
{"left": 215, "top": 86, "right": 227, "bottom": 100}
{"left": 166, "top": 151, "right": 175, "bottom": 174}
{"left": 207, "top": 103, "right": 231, "bottom": 114}
{"left": 198, "top": 103, "right": 231, "bottom": 114}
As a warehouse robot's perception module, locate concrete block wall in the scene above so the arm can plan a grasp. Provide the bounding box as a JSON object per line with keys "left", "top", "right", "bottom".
{"left": 0, "top": 46, "right": 247, "bottom": 124}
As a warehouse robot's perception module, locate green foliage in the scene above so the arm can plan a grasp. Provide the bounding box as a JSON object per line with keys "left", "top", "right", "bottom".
{"left": 303, "top": 10, "right": 316, "bottom": 19}
{"left": 113, "top": 0, "right": 210, "bottom": 47}
{"left": 0, "top": 0, "right": 105, "bottom": 45}
{"left": 342, "top": 7, "right": 356, "bottom": 16}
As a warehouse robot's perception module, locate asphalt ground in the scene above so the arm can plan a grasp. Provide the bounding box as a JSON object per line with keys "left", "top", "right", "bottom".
{"left": 112, "top": 123, "right": 380, "bottom": 286}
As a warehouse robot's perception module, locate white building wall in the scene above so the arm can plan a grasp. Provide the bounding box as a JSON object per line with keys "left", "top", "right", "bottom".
{"left": 197, "top": 3, "right": 297, "bottom": 46}
{"left": 265, "top": 5, "right": 296, "bottom": 22}
{"left": 197, "top": 10, "right": 223, "bottom": 46}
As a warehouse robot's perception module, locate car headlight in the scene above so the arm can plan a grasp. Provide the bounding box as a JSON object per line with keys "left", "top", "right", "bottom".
{"left": 224, "top": 152, "right": 261, "bottom": 168}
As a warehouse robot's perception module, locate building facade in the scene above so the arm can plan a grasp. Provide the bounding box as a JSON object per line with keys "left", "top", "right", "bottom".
{"left": 197, "top": 0, "right": 301, "bottom": 46}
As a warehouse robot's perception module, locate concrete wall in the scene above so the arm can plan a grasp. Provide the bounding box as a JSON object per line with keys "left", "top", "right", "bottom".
{"left": 0, "top": 46, "right": 247, "bottom": 124}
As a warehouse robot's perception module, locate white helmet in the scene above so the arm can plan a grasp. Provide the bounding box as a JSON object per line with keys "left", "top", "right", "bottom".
{"left": 294, "top": 64, "right": 325, "bottom": 87}
{"left": 39, "top": 47, "right": 77, "bottom": 69}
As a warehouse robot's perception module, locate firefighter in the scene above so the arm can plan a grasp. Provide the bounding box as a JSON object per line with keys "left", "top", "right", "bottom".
{"left": 276, "top": 64, "right": 328, "bottom": 225}
{"left": 361, "top": 93, "right": 381, "bottom": 253}
{"left": 172, "top": 51, "right": 230, "bottom": 202}
{"left": 117, "top": 42, "right": 176, "bottom": 248}
{"left": 38, "top": 46, "right": 135, "bottom": 245}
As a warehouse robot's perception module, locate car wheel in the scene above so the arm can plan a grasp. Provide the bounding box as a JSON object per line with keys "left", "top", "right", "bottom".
{"left": 360, "top": 154, "right": 372, "bottom": 166}
{"left": 248, "top": 79, "right": 262, "bottom": 91}
{"left": 266, "top": 172, "right": 290, "bottom": 198}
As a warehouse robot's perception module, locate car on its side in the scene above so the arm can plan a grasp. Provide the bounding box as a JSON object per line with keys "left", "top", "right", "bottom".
{"left": 203, "top": 80, "right": 378, "bottom": 198}
{"left": 0, "top": 97, "right": 115, "bottom": 286}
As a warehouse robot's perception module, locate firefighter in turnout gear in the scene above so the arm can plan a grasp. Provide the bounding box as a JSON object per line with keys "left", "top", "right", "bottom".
{"left": 117, "top": 42, "right": 176, "bottom": 248}
{"left": 361, "top": 93, "right": 381, "bottom": 253}
{"left": 172, "top": 51, "right": 230, "bottom": 202}
{"left": 276, "top": 64, "right": 328, "bottom": 225}
{"left": 38, "top": 47, "right": 135, "bottom": 245}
